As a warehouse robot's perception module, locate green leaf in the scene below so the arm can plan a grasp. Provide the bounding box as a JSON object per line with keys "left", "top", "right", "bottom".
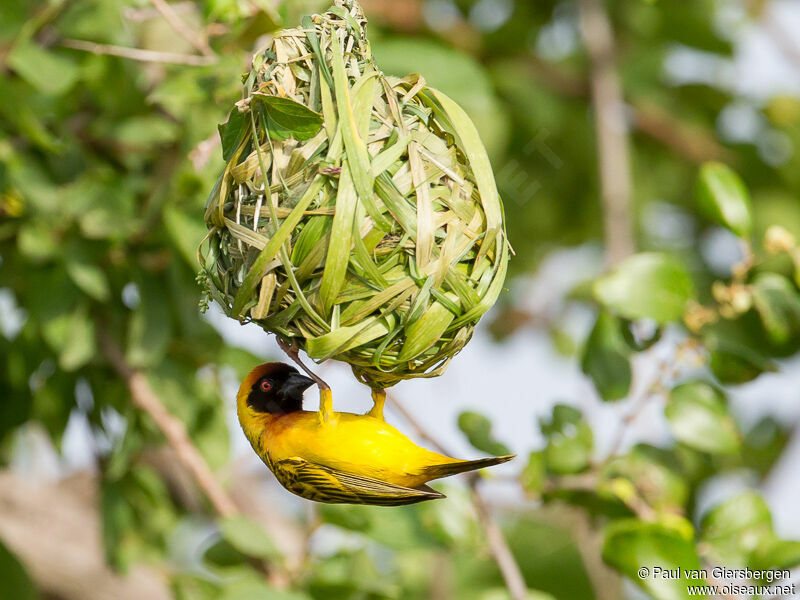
{"left": 46, "top": 309, "right": 96, "bottom": 371}
{"left": 126, "top": 276, "right": 172, "bottom": 368}
{"left": 416, "top": 486, "right": 476, "bottom": 547}
{"left": 66, "top": 258, "right": 110, "bottom": 302}
{"left": 17, "top": 223, "right": 59, "bottom": 262}
{"left": 172, "top": 574, "right": 222, "bottom": 600}
{"left": 593, "top": 253, "right": 694, "bottom": 324}
{"left": 8, "top": 41, "right": 78, "bottom": 96}
{"left": 0, "top": 368, "right": 32, "bottom": 443}
{"left": 479, "top": 589, "right": 556, "bottom": 600}
{"left": 202, "top": 539, "right": 249, "bottom": 568}
{"left": 30, "top": 374, "right": 75, "bottom": 442}
{"left": 457, "top": 411, "right": 511, "bottom": 456}
{"left": 705, "top": 332, "right": 778, "bottom": 384}
{"left": 539, "top": 405, "right": 593, "bottom": 475}
{"left": 219, "top": 516, "right": 279, "bottom": 560}
{"left": 580, "top": 312, "right": 632, "bottom": 401}
{"left": 0, "top": 540, "right": 38, "bottom": 600}
{"left": 751, "top": 539, "right": 800, "bottom": 571}
{"left": 163, "top": 204, "right": 209, "bottom": 269}
{"left": 218, "top": 108, "right": 248, "bottom": 161}
{"left": 665, "top": 382, "right": 740, "bottom": 455}
{"left": 696, "top": 162, "right": 753, "bottom": 238}
{"left": 219, "top": 580, "right": 309, "bottom": 600}
{"left": 603, "top": 520, "right": 702, "bottom": 600}
{"left": 699, "top": 491, "right": 773, "bottom": 565}
{"left": 101, "top": 482, "right": 135, "bottom": 570}
{"left": 190, "top": 395, "right": 231, "bottom": 471}
{"left": 520, "top": 451, "right": 546, "bottom": 496}
{"left": 0, "top": 79, "right": 60, "bottom": 151}
{"left": 601, "top": 445, "right": 689, "bottom": 513}
{"left": 251, "top": 94, "right": 323, "bottom": 141}
{"left": 751, "top": 272, "right": 800, "bottom": 345}
{"left": 114, "top": 115, "right": 178, "bottom": 147}
{"left": 701, "top": 492, "right": 800, "bottom": 571}
{"left": 101, "top": 466, "right": 178, "bottom": 571}
{"left": 502, "top": 517, "right": 596, "bottom": 600}
{"left": 319, "top": 504, "right": 373, "bottom": 532}
{"left": 743, "top": 417, "right": 790, "bottom": 475}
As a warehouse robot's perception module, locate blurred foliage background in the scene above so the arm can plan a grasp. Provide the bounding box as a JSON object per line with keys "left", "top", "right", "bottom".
{"left": 2, "top": 0, "right": 800, "bottom": 599}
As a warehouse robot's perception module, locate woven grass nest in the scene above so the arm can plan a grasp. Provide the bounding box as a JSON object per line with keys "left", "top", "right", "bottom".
{"left": 201, "top": 0, "right": 510, "bottom": 388}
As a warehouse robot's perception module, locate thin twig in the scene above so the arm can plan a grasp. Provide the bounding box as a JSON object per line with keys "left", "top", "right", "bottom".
{"left": 387, "top": 394, "right": 448, "bottom": 454}
{"left": 125, "top": 2, "right": 194, "bottom": 23}
{"left": 61, "top": 38, "right": 217, "bottom": 66}
{"left": 99, "top": 332, "right": 291, "bottom": 587}
{"left": 604, "top": 338, "right": 700, "bottom": 460}
{"left": 99, "top": 332, "right": 238, "bottom": 517}
{"left": 632, "top": 104, "right": 731, "bottom": 164}
{"left": 471, "top": 492, "right": 530, "bottom": 600}
{"left": 276, "top": 337, "right": 331, "bottom": 391}
{"left": 189, "top": 132, "right": 221, "bottom": 171}
{"left": 429, "top": 551, "right": 451, "bottom": 600}
{"left": 578, "top": 0, "right": 635, "bottom": 266}
{"left": 388, "top": 395, "right": 529, "bottom": 600}
{"left": 603, "top": 390, "right": 654, "bottom": 461}
{"left": 148, "top": 0, "right": 215, "bottom": 57}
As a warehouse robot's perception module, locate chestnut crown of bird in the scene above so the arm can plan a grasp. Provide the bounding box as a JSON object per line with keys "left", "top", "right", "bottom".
{"left": 236, "top": 362, "right": 514, "bottom": 506}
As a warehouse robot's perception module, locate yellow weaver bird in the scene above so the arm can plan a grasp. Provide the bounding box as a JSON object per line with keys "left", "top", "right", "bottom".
{"left": 236, "top": 363, "right": 514, "bottom": 506}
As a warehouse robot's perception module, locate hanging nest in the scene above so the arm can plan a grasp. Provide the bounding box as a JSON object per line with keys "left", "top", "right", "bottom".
{"left": 201, "top": 0, "right": 510, "bottom": 388}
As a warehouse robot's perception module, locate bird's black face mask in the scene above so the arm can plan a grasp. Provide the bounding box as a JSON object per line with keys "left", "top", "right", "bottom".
{"left": 247, "top": 365, "right": 314, "bottom": 414}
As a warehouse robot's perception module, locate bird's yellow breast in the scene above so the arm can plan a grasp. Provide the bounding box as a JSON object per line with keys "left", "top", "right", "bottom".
{"left": 248, "top": 410, "right": 452, "bottom": 487}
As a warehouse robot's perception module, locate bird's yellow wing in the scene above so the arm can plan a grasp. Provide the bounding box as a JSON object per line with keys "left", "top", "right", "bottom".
{"left": 271, "top": 457, "right": 446, "bottom": 506}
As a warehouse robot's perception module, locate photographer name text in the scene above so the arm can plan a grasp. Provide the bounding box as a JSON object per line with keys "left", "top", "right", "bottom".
{"left": 637, "top": 566, "right": 790, "bottom": 582}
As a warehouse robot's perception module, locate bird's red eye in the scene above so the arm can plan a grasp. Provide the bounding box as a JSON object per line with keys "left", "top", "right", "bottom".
{"left": 260, "top": 380, "right": 272, "bottom": 392}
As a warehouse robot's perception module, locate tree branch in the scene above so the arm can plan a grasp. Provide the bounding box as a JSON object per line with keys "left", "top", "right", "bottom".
{"left": 189, "top": 132, "right": 221, "bottom": 171}
{"left": 632, "top": 103, "right": 732, "bottom": 164}
{"left": 276, "top": 337, "right": 331, "bottom": 392}
{"left": 99, "top": 332, "right": 237, "bottom": 517}
{"left": 147, "top": 0, "right": 215, "bottom": 57}
{"left": 471, "top": 490, "right": 530, "bottom": 600}
{"left": 98, "top": 333, "right": 292, "bottom": 587}
{"left": 387, "top": 396, "right": 529, "bottom": 600}
{"left": 61, "top": 38, "right": 217, "bottom": 66}
{"left": 578, "top": 0, "right": 635, "bottom": 265}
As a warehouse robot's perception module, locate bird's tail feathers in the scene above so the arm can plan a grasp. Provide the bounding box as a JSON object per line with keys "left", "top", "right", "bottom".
{"left": 422, "top": 454, "right": 515, "bottom": 479}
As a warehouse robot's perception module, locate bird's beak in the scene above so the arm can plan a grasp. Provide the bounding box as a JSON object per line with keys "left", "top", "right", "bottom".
{"left": 283, "top": 372, "right": 315, "bottom": 398}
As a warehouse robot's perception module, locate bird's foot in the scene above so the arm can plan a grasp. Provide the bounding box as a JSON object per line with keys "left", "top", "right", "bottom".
{"left": 318, "top": 387, "right": 335, "bottom": 424}
{"left": 366, "top": 389, "right": 386, "bottom": 421}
